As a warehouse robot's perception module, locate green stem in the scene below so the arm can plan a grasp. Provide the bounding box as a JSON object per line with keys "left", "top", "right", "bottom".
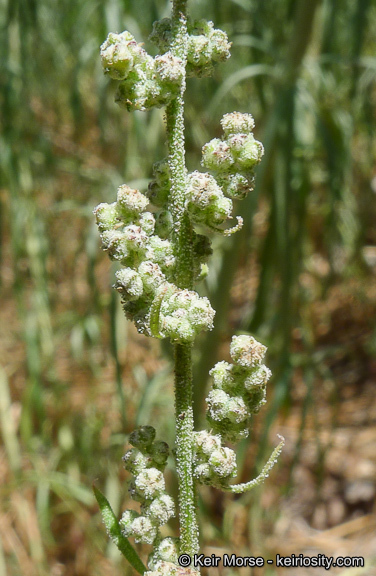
{"left": 166, "top": 0, "right": 199, "bottom": 561}
{"left": 174, "top": 344, "right": 199, "bottom": 557}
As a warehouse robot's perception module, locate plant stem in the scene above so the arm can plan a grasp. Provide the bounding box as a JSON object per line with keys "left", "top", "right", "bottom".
{"left": 166, "top": 0, "right": 199, "bottom": 560}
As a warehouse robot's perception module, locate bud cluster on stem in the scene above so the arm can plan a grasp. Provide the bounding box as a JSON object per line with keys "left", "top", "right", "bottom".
{"left": 93, "top": 1, "right": 283, "bottom": 574}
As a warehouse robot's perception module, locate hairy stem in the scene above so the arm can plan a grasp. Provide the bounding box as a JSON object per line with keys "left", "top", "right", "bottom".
{"left": 166, "top": 0, "right": 199, "bottom": 560}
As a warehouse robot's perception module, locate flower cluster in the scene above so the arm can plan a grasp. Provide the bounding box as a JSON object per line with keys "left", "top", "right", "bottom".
{"left": 94, "top": 185, "right": 215, "bottom": 341}
{"left": 202, "top": 112, "right": 264, "bottom": 201}
{"left": 150, "top": 18, "right": 231, "bottom": 77}
{"left": 153, "top": 284, "right": 215, "bottom": 343}
{"left": 193, "top": 430, "right": 237, "bottom": 489}
{"left": 206, "top": 335, "right": 272, "bottom": 442}
{"left": 100, "top": 31, "right": 183, "bottom": 111}
{"left": 120, "top": 426, "right": 176, "bottom": 547}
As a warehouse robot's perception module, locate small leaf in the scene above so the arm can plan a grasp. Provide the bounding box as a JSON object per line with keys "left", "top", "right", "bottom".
{"left": 93, "top": 485, "right": 147, "bottom": 575}
{"left": 224, "top": 435, "right": 285, "bottom": 494}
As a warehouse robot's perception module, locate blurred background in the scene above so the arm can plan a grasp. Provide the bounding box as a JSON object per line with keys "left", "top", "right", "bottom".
{"left": 1, "top": 0, "right": 375, "bottom": 574}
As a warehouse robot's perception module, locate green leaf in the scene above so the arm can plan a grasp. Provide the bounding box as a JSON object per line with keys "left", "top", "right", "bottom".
{"left": 93, "top": 485, "right": 147, "bottom": 575}
{"left": 224, "top": 435, "right": 285, "bottom": 494}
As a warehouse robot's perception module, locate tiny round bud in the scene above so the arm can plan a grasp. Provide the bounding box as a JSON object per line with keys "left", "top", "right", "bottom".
{"left": 116, "top": 185, "right": 148, "bottom": 219}
{"left": 244, "top": 365, "right": 272, "bottom": 389}
{"left": 151, "top": 441, "right": 170, "bottom": 467}
{"left": 226, "top": 396, "right": 249, "bottom": 424}
{"left": 207, "top": 196, "right": 233, "bottom": 225}
{"left": 129, "top": 425, "right": 156, "bottom": 449}
{"left": 220, "top": 112, "right": 255, "bottom": 136}
{"left": 230, "top": 335, "right": 267, "bottom": 367}
{"left": 149, "top": 18, "right": 173, "bottom": 51}
{"left": 146, "top": 236, "right": 175, "bottom": 271}
{"left": 120, "top": 509, "right": 139, "bottom": 536}
{"left": 115, "top": 268, "right": 143, "bottom": 301}
{"left": 147, "top": 494, "right": 175, "bottom": 525}
{"left": 131, "top": 515, "right": 158, "bottom": 544}
{"left": 236, "top": 134, "right": 264, "bottom": 170}
{"left": 135, "top": 468, "right": 165, "bottom": 499}
{"left": 122, "top": 448, "right": 150, "bottom": 474}
{"left": 138, "top": 261, "right": 166, "bottom": 295}
{"left": 139, "top": 212, "right": 156, "bottom": 236}
{"left": 154, "top": 52, "right": 184, "bottom": 85}
{"left": 209, "top": 29, "right": 232, "bottom": 62}
{"left": 194, "top": 430, "right": 222, "bottom": 456}
{"left": 206, "top": 389, "right": 231, "bottom": 421}
{"left": 209, "top": 361, "right": 235, "bottom": 391}
{"left": 194, "top": 463, "right": 212, "bottom": 484}
{"left": 155, "top": 210, "right": 173, "bottom": 238}
{"left": 220, "top": 174, "right": 253, "bottom": 200}
{"left": 100, "top": 32, "right": 136, "bottom": 80}
{"left": 209, "top": 447, "right": 237, "bottom": 478}
{"left": 100, "top": 230, "right": 128, "bottom": 261}
{"left": 155, "top": 537, "right": 180, "bottom": 564}
{"left": 202, "top": 139, "right": 233, "bottom": 171}
{"left": 93, "top": 202, "right": 118, "bottom": 232}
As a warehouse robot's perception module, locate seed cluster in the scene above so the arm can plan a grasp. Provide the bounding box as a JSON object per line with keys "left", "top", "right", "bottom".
{"left": 150, "top": 18, "right": 231, "bottom": 77}
{"left": 94, "top": 185, "right": 214, "bottom": 342}
{"left": 101, "top": 31, "right": 184, "bottom": 111}
{"left": 120, "top": 426, "right": 176, "bottom": 548}
{"left": 206, "top": 335, "right": 272, "bottom": 443}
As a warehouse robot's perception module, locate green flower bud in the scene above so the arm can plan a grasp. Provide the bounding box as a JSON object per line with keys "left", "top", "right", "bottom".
{"left": 131, "top": 515, "right": 158, "bottom": 544}
{"left": 151, "top": 440, "right": 170, "bottom": 467}
{"left": 155, "top": 210, "right": 173, "bottom": 239}
{"left": 206, "top": 389, "right": 231, "bottom": 421}
{"left": 194, "top": 463, "right": 212, "bottom": 484}
{"left": 245, "top": 386, "right": 267, "bottom": 414}
{"left": 220, "top": 112, "right": 255, "bottom": 136}
{"left": 149, "top": 18, "right": 173, "bottom": 52}
{"left": 209, "top": 447, "right": 237, "bottom": 479}
{"left": 154, "top": 52, "right": 184, "bottom": 86}
{"left": 139, "top": 211, "right": 156, "bottom": 236}
{"left": 120, "top": 509, "right": 139, "bottom": 536}
{"left": 235, "top": 134, "right": 264, "bottom": 170}
{"left": 122, "top": 448, "right": 151, "bottom": 474}
{"left": 207, "top": 195, "right": 233, "bottom": 225}
{"left": 210, "top": 29, "right": 232, "bottom": 63}
{"left": 116, "top": 72, "right": 163, "bottom": 112}
{"left": 244, "top": 364, "right": 272, "bottom": 389}
{"left": 155, "top": 537, "right": 180, "bottom": 565}
{"left": 134, "top": 468, "right": 165, "bottom": 500}
{"left": 160, "top": 290, "right": 215, "bottom": 343}
{"left": 186, "top": 171, "right": 222, "bottom": 210}
{"left": 100, "top": 230, "right": 128, "bottom": 261}
{"left": 138, "top": 261, "right": 166, "bottom": 296}
{"left": 187, "top": 34, "right": 211, "bottom": 67}
{"left": 230, "top": 335, "right": 267, "bottom": 368}
{"left": 115, "top": 268, "right": 143, "bottom": 301}
{"left": 194, "top": 430, "right": 222, "bottom": 456}
{"left": 93, "top": 202, "right": 118, "bottom": 233}
{"left": 219, "top": 173, "right": 254, "bottom": 200}
{"left": 147, "top": 494, "right": 175, "bottom": 525}
{"left": 147, "top": 180, "right": 170, "bottom": 207}
{"left": 129, "top": 425, "right": 156, "bottom": 449}
{"left": 146, "top": 236, "right": 175, "bottom": 272}
{"left": 226, "top": 396, "right": 249, "bottom": 424}
{"left": 202, "top": 138, "right": 233, "bottom": 171}
{"left": 116, "top": 185, "right": 148, "bottom": 220}
{"left": 209, "top": 361, "right": 235, "bottom": 391}
{"left": 100, "top": 32, "right": 136, "bottom": 80}
{"left": 227, "top": 133, "right": 248, "bottom": 154}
